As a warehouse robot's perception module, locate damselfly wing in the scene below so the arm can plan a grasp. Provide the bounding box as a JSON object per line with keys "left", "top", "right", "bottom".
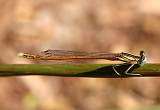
{"left": 18, "top": 50, "right": 144, "bottom": 64}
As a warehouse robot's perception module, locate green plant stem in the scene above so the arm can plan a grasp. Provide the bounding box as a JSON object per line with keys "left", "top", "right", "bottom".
{"left": 0, "top": 64, "right": 159, "bottom": 77}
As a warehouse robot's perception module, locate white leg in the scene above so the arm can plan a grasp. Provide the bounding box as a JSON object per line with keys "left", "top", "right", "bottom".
{"left": 112, "top": 65, "right": 121, "bottom": 76}
{"left": 124, "top": 64, "right": 141, "bottom": 76}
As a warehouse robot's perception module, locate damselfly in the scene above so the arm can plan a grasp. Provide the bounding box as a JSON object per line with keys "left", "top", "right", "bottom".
{"left": 18, "top": 50, "right": 146, "bottom": 76}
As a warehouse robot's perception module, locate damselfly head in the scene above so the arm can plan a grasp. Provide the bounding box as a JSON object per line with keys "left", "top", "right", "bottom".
{"left": 138, "top": 50, "right": 146, "bottom": 66}
{"left": 140, "top": 50, "right": 144, "bottom": 56}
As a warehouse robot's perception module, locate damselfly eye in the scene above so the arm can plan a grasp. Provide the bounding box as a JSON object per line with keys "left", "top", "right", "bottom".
{"left": 140, "top": 50, "right": 144, "bottom": 56}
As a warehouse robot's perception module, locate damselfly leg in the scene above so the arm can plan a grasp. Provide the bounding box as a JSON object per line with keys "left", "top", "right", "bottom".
{"left": 113, "top": 64, "right": 141, "bottom": 76}
{"left": 112, "top": 51, "right": 145, "bottom": 76}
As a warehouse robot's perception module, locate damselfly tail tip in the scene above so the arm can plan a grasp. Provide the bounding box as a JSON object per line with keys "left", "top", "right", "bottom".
{"left": 17, "top": 52, "right": 25, "bottom": 57}
{"left": 17, "top": 52, "right": 37, "bottom": 59}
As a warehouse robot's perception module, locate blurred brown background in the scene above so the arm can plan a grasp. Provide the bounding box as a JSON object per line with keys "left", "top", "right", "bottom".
{"left": 0, "top": 0, "right": 160, "bottom": 110}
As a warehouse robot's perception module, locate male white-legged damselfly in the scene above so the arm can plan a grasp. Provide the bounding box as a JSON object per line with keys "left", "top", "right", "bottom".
{"left": 18, "top": 50, "right": 146, "bottom": 76}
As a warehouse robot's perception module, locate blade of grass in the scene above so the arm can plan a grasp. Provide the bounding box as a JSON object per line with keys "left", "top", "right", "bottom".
{"left": 0, "top": 64, "right": 159, "bottom": 77}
